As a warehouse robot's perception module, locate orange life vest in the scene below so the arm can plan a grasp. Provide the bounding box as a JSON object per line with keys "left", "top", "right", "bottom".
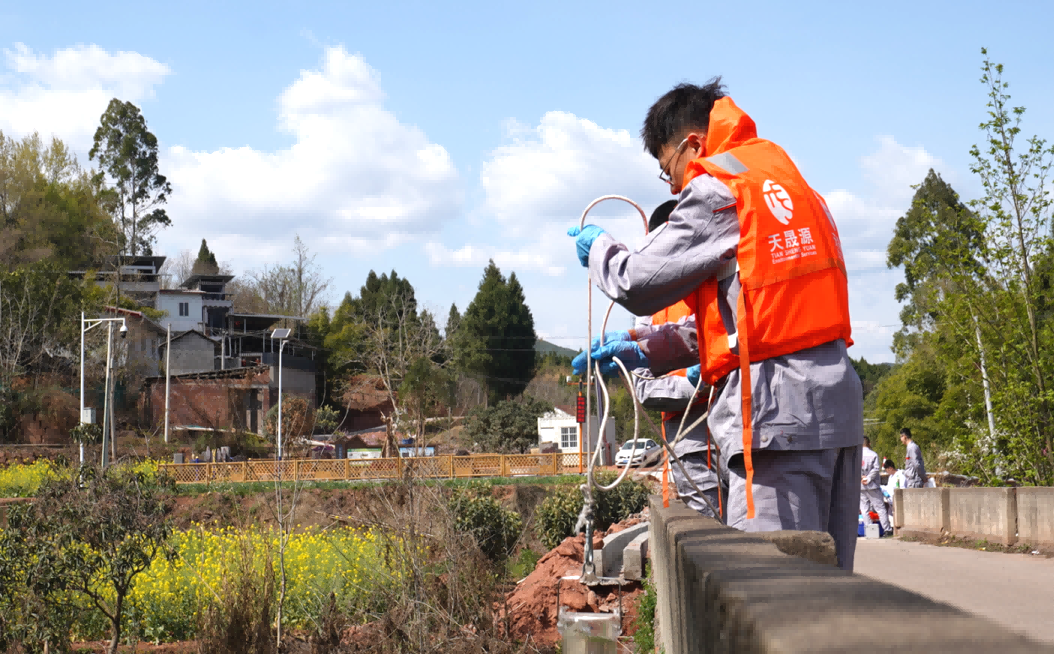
{"left": 682, "top": 97, "right": 853, "bottom": 518}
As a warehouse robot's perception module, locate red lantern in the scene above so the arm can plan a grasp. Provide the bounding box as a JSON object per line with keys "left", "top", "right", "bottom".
{"left": 576, "top": 394, "right": 586, "bottom": 424}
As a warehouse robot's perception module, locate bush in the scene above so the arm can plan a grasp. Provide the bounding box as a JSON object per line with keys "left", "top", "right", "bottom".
{"left": 534, "top": 474, "right": 649, "bottom": 551}
{"left": 448, "top": 484, "right": 523, "bottom": 563}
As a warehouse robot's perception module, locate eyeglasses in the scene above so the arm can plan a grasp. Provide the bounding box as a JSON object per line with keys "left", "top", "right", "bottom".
{"left": 658, "top": 138, "right": 689, "bottom": 185}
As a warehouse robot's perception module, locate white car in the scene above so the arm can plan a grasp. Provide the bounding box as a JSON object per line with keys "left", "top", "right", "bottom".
{"left": 615, "top": 439, "right": 662, "bottom": 467}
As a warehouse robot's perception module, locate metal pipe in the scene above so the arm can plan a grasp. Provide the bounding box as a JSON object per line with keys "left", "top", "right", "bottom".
{"left": 164, "top": 324, "right": 171, "bottom": 443}
{"left": 79, "top": 311, "right": 85, "bottom": 465}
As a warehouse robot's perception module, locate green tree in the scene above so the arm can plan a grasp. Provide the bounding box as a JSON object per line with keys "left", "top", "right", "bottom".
{"left": 457, "top": 261, "right": 537, "bottom": 404}
{"left": 0, "top": 131, "right": 116, "bottom": 270}
{"left": 462, "top": 397, "right": 552, "bottom": 454}
{"left": 193, "top": 238, "right": 219, "bottom": 275}
{"left": 89, "top": 98, "right": 172, "bottom": 256}
{"left": 27, "top": 466, "right": 174, "bottom": 653}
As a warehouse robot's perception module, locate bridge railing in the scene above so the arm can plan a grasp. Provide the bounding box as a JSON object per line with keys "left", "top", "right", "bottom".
{"left": 649, "top": 495, "right": 1047, "bottom": 653}
{"left": 159, "top": 452, "right": 594, "bottom": 484}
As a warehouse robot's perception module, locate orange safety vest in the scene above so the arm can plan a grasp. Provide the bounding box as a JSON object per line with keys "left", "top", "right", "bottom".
{"left": 682, "top": 97, "right": 853, "bottom": 518}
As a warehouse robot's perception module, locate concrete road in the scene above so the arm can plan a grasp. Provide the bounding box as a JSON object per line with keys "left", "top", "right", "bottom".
{"left": 854, "top": 538, "right": 1054, "bottom": 645}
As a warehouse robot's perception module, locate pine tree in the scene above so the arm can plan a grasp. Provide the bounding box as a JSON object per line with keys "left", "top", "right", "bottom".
{"left": 459, "top": 260, "right": 537, "bottom": 404}
{"left": 193, "top": 239, "right": 219, "bottom": 275}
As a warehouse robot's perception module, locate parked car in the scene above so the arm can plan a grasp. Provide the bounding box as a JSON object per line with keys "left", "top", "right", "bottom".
{"left": 615, "top": 439, "right": 662, "bottom": 467}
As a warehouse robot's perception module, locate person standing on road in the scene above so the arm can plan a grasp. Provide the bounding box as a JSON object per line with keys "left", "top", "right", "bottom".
{"left": 860, "top": 437, "right": 890, "bottom": 534}
{"left": 567, "top": 80, "right": 864, "bottom": 571}
{"left": 900, "top": 428, "right": 927, "bottom": 488}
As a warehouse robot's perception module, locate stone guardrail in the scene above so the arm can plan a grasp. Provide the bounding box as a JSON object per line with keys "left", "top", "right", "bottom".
{"left": 894, "top": 487, "right": 1054, "bottom": 547}
{"left": 649, "top": 495, "right": 1046, "bottom": 653}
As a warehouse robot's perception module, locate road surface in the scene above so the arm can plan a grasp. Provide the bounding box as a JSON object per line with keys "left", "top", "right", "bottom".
{"left": 854, "top": 537, "right": 1054, "bottom": 645}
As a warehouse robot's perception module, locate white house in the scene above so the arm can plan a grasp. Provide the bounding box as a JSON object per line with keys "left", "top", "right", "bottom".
{"left": 156, "top": 289, "right": 205, "bottom": 333}
{"left": 537, "top": 407, "right": 616, "bottom": 465}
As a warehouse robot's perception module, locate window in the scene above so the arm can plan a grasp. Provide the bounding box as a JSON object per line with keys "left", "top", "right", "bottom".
{"left": 560, "top": 426, "right": 577, "bottom": 450}
{"left": 178, "top": 302, "right": 189, "bottom": 317}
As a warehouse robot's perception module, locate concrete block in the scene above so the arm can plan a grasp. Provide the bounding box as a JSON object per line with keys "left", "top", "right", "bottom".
{"left": 900, "top": 487, "right": 949, "bottom": 537}
{"left": 948, "top": 487, "right": 1017, "bottom": 545}
{"left": 622, "top": 531, "right": 649, "bottom": 581}
{"left": 1017, "top": 487, "right": 1054, "bottom": 547}
{"left": 595, "top": 522, "right": 648, "bottom": 578}
{"left": 893, "top": 487, "right": 904, "bottom": 528}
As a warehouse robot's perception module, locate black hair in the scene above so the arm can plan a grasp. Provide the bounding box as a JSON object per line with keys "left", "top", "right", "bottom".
{"left": 863, "top": 436, "right": 871, "bottom": 448}
{"left": 641, "top": 78, "right": 727, "bottom": 159}
{"left": 900, "top": 428, "right": 912, "bottom": 439}
{"left": 883, "top": 459, "right": 896, "bottom": 470}
{"left": 649, "top": 200, "right": 678, "bottom": 232}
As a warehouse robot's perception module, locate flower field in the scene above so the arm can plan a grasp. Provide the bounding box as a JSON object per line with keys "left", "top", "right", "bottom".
{"left": 0, "top": 459, "right": 160, "bottom": 497}
{"left": 73, "top": 525, "right": 396, "bottom": 643}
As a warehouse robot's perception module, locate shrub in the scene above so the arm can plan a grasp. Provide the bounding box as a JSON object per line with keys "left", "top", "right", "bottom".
{"left": 448, "top": 484, "right": 523, "bottom": 562}
{"left": 534, "top": 475, "right": 649, "bottom": 551}
{"left": 631, "top": 563, "right": 657, "bottom": 653}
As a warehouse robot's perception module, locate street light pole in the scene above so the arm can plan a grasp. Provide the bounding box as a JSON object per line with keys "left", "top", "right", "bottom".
{"left": 101, "top": 321, "right": 113, "bottom": 468}
{"left": 278, "top": 338, "right": 286, "bottom": 460}
{"left": 164, "top": 324, "right": 171, "bottom": 443}
{"left": 78, "top": 315, "right": 127, "bottom": 467}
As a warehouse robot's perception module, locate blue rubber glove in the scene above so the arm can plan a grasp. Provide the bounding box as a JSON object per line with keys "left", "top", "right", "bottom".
{"left": 572, "top": 331, "right": 632, "bottom": 375}
{"left": 567, "top": 224, "right": 606, "bottom": 267}
{"left": 686, "top": 364, "right": 701, "bottom": 388}
{"left": 590, "top": 340, "right": 648, "bottom": 377}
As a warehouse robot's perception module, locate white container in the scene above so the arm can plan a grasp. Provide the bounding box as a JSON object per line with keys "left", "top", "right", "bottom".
{"left": 865, "top": 523, "right": 881, "bottom": 540}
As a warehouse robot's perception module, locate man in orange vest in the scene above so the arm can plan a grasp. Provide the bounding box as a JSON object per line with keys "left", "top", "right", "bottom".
{"left": 568, "top": 79, "right": 864, "bottom": 570}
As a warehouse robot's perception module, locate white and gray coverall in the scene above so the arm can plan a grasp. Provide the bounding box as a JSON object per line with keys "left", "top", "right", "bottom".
{"left": 587, "top": 173, "right": 865, "bottom": 571}
{"left": 904, "top": 441, "right": 927, "bottom": 488}
{"left": 632, "top": 314, "right": 725, "bottom": 519}
{"left": 860, "top": 445, "right": 890, "bottom": 532}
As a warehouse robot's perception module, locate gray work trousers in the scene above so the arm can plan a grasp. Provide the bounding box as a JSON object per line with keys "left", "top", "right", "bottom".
{"left": 671, "top": 451, "right": 723, "bottom": 519}
{"left": 726, "top": 445, "right": 862, "bottom": 572}
{"left": 860, "top": 488, "right": 891, "bottom": 533}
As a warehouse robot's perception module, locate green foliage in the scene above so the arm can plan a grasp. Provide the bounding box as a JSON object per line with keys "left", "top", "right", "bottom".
{"left": 631, "top": 563, "right": 657, "bottom": 653}
{"left": 193, "top": 238, "right": 219, "bottom": 275}
{"left": 448, "top": 484, "right": 523, "bottom": 563}
{"left": 534, "top": 473, "right": 649, "bottom": 551}
{"left": 535, "top": 487, "right": 582, "bottom": 551}
{"left": 89, "top": 98, "right": 172, "bottom": 256}
{"left": 508, "top": 547, "right": 540, "bottom": 580}
{"left": 0, "top": 459, "right": 59, "bottom": 497}
{"left": 850, "top": 356, "right": 894, "bottom": 402}
{"left": 463, "top": 396, "right": 553, "bottom": 454}
{"left": 455, "top": 261, "right": 537, "bottom": 404}
{"left": 70, "top": 421, "right": 103, "bottom": 445}
{"left": 314, "top": 404, "right": 340, "bottom": 434}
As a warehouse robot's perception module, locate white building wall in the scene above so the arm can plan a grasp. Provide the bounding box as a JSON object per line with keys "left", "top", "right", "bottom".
{"left": 537, "top": 409, "right": 616, "bottom": 465}
{"left": 157, "top": 292, "right": 204, "bottom": 333}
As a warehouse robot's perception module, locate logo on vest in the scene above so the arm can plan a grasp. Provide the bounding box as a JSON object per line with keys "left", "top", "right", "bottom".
{"left": 762, "top": 180, "right": 794, "bottom": 225}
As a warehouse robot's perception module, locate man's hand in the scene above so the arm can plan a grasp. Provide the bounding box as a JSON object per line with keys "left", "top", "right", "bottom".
{"left": 573, "top": 331, "right": 632, "bottom": 375}
{"left": 686, "top": 364, "right": 701, "bottom": 388}
{"left": 573, "top": 340, "right": 649, "bottom": 377}
{"left": 567, "top": 225, "right": 606, "bottom": 267}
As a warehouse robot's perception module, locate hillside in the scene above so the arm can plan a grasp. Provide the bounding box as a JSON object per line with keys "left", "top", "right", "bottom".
{"left": 534, "top": 338, "right": 579, "bottom": 359}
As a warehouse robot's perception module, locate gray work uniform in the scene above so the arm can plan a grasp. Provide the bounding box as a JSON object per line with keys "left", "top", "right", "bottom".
{"left": 860, "top": 445, "right": 890, "bottom": 533}
{"left": 587, "top": 173, "right": 864, "bottom": 571}
{"left": 904, "top": 441, "right": 927, "bottom": 488}
{"left": 632, "top": 315, "right": 724, "bottom": 518}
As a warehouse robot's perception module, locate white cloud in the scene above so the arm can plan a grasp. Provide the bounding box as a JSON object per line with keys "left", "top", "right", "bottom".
{"left": 860, "top": 135, "right": 948, "bottom": 204}
{"left": 0, "top": 43, "right": 171, "bottom": 148}
{"left": 479, "top": 111, "right": 670, "bottom": 235}
{"left": 161, "top": 46, "right": 462, "bottom": 265}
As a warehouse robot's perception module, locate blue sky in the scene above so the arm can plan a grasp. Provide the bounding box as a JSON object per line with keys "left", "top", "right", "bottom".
{"left": 2, "top": 0, "right": 1052, "bottom": 362}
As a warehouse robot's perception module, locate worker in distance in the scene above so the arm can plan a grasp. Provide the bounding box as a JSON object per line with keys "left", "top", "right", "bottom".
{"left": 569, "top": 79, "right": 864, "bottom": 570}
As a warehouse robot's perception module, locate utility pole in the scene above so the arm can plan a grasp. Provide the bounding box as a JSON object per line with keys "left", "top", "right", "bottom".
{"left": 101, "top": 322, "right": 113, "bottom": 468}
{"left": 164, "top": 324, "right": 171, "bottom": 443}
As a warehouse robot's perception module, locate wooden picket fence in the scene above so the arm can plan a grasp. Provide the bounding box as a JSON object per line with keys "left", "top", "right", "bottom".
{"left": 159, "top": 452, "right": 594, "bottom": 485}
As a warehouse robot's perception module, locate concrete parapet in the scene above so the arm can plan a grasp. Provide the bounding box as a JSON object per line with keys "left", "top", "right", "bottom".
{"left": 622, "top": 531, "right": 649, "bottom": 581}
{"left": 649, "top": 495, "right": 1047, "bottom": 653}
{"left": 899, "top": 487, "right": 949, "bottom": 538}
{"left": 947, "top": 487, "right": 1017, "bottom": 545}
{"left": 1016, "top": 488, "right": 1054, "bottom": 547}
{"left": 595, "top": 522, "right": 648, "bottom": 579}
